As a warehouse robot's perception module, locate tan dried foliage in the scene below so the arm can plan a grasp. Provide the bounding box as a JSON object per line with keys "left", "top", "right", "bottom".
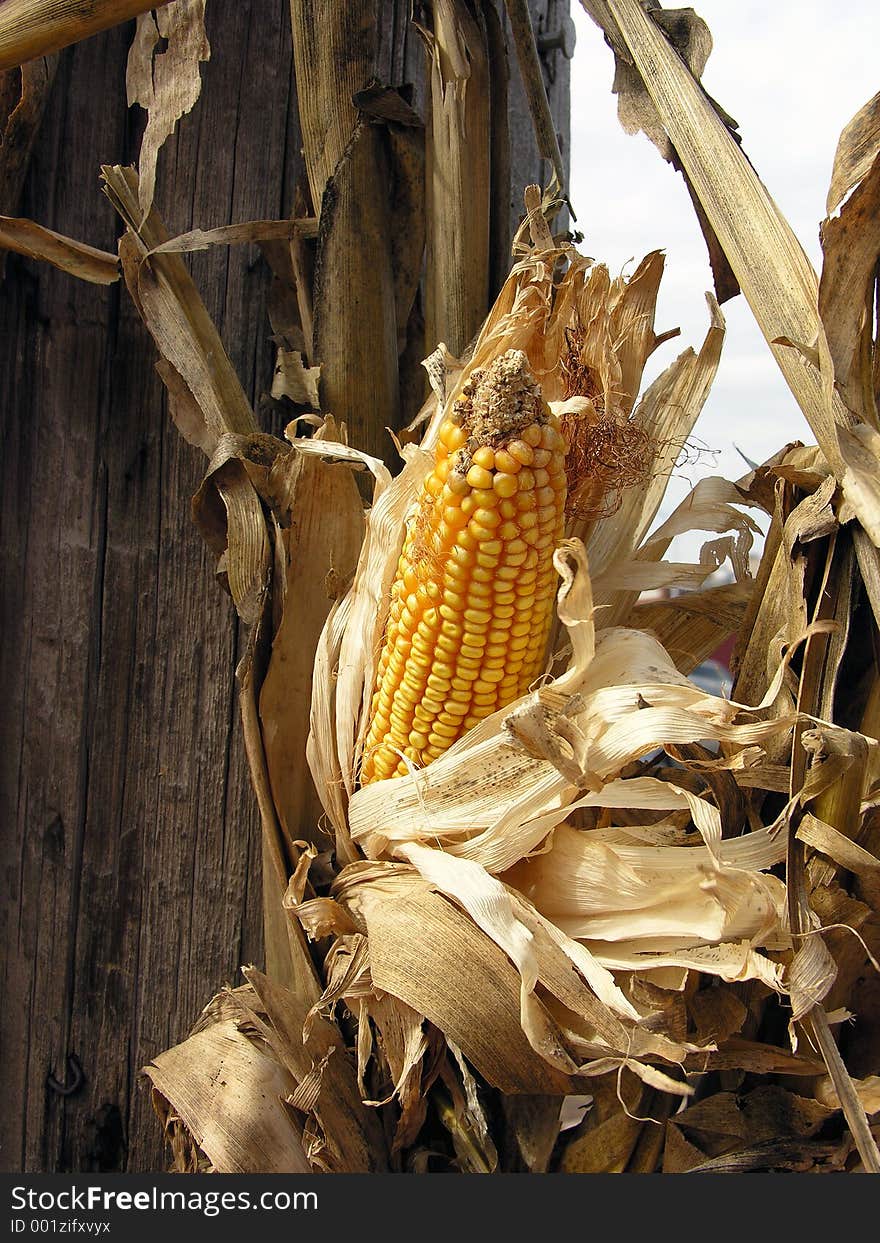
{"left": 9, "top": 0, "right": 880, "bottom": 1176}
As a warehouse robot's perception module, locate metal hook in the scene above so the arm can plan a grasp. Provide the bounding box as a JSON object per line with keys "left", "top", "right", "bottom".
{"left": 47, "top": 1053, "right": 85, "bottom": 1097}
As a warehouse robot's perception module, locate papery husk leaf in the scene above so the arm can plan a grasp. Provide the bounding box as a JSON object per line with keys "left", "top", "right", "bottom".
{"left": 0, "top": 0, "right": 162, "bottom": 71}
{"left": 506, "top": 823, "right": 786, "bottom": 948}
{"left": 579, "top": 294, "right": 726, "bottom": 589}
{"left": 0, "top": 215, "right": 118, "bottom": 283}
{"left": 588, "top": 0, "right": 880, "bottom": 555}
{"left": 816, "top": 1074, "right": 880, "bottom": 1117}
{"left": 787, "top": 932, "right": 838, "bottom": 1025}
{"left": 241, "top": 967, "right": 389, "bottom": 1172}
{"left": 259, "top": 429, "right": 365, "bottom": 853}
{"left": 798, "top": 813, "right": 880, "bottom": 881}
{"left": 144, "top": 1018, "right": 311, "bottom": 1174}
{"left": 307, "top": 590, "right": 362, "bottom": 864}
{"left": 126, "top": 2, "right": 210, "bottom": 221}
{"left": 827, "top": 90, "right": 880, "bottom": 217}
{"left": 584, "top": 941, "right": 785, "bottom": 992}
{"left": 361, "top": 879, "right": 579, "bottom": 1094}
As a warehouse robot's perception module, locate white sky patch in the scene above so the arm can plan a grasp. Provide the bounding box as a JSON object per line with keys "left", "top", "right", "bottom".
{"left": 567, "top": 0, "right": 880, "bottom": 560}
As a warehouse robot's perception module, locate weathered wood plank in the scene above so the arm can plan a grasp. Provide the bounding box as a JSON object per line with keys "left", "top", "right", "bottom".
{"left": 0, "top": 0, "right": 569, "bottom": 1173}
{"left": 1, "top": 3, "right": 294, "bottom": 1175}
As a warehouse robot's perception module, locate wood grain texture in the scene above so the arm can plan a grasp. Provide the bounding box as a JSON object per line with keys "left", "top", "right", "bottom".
{"left": 504, "top": 0, "right": 571, "bottom": 239}
{"left": 0, "top": 0, "right": 570, "bottom": 1173}
{"left": 0, "top": 3, "right": 297, "bottom": 1175}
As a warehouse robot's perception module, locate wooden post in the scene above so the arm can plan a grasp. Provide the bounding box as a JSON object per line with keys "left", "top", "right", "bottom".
{"left": 0, "top": 0, "right": 570, "bottom": 1172}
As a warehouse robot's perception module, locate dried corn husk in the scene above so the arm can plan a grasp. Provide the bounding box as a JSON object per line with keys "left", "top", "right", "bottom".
{"left": 0, "top": 0, "right": 166, "bottom": 71}
{"left": 295, "top": 214, "right": 828, "bottom": 1110}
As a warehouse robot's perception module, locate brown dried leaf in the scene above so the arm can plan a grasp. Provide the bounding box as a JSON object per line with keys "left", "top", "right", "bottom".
{"left": 0, "top": 0, "right": 158, "bottom": 71}
{"left": 0, "top": 215, "right": 118, "bottom": 283}
{"left": 674, "top": 1086, "right": 833, "bottom": 1152}
{"left": 312, "top": 116, "right": 400, "bottom": 459}
{"left": 579, "top": 1, "right": 739, "bottom": 302}
{"left": 630, "top": 581, "right": 751, "bottom": 675}
{"left": 105, "top": 166, "right": 257, "bottom": 444}
{"left": 687, "top": 985, "right": 748, "bottom": 1046}
{"left": 420, "top": 0, "right": 491, "bottom": 357}
{"left": 688, "top": 1039, "right": 824, "bottom": 1077}
{"left": 242, "top": 967, "right": 389, "bottom": 1172}
{"left": 259, "top": 439, "right": 364, "bottom": 851}
{"left": 363, "top": 883, "right": 576, "bottom": 1095}
{"left": 148, "top": 220, "right": 302, "bottom": 256}
{"left": 271, "top": 350, "right": 322, "bottom": 409}
{"left": 127, "top": 2, "right": 210, "bottom": 220}
{"left": 819, "top": 148, "right": 880, "bottom": 427}
{"left": 827, "top": 90, "right": 880, "bottom": 216}
{"left": 143, "top": 1019, "right": 311, "bottom": 1174}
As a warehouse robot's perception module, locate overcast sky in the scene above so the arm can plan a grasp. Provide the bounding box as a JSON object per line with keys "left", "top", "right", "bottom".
{"left": 567, "top": 1, "right": 879, "bottom": 552}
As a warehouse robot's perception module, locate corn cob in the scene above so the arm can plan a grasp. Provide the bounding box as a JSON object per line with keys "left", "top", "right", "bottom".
{"left": 360, "top": 349, "right": 567, "bottom": 784}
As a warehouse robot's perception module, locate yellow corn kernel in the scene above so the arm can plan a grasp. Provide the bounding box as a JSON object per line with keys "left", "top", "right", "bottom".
{"left": 360, "top": 349, "right": 566, "bottom": 783}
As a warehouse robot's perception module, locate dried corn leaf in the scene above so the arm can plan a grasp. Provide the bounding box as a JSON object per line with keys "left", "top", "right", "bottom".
{"left": 241, "top": 967, "right": 388, "bottom": 1172}
{"left": 502, "top": 0, "right": 566, "bottom": 195}
{"left": 631, "top": 581, "right": 751, "bottom": 675}
{"left": 126, "top": 2, "right": 210, "bottom": 220}
{"left": 827, "top": 90, "right": 880, "bottom": 217}
{"left": 103, "top": 165, "right": 257, "bottom": 443}
{"left": 579, "top": 1, "right": 739, "bottom": 302}
{"left": 798, "top": 813, "right": 880, "bottom": 880}
{"left": 0, "top": 0, "right": 161, "bottom": 71}
{"left": 671, "top": 1085, "right": 833, "bottom": 1155}
{"left": 259, "top": 430, "right": 365, "bottom": 852}
{"left": 499, "top": 1094, "right": 561, "bottom": 1172}
{"left": 816, "top": 1074, "right": 880, "bottom": 1117}
{"left": 271, "top": 349, "right": 322, "bottom": 408}
{"left": 819, "top": 144, "right": 880, "bottom": 430}
{"left": 148, "top": 220, "right": 305, "bottom": 256}
{"left": 312, "top": 116, "right": 400, "bottom": 460}
{"left": 288, "top": 0, "right": 377, "bottom": 213}
{"left": 362, "top": 881, "right": 577, "bottom": 1095}
{"left": 353, "top": 83, "right": 427, "bottom": 359}
{"left": 585, "top": 0, "right": 880, "bottom": 557}
{"left": 0, "top": 215, "right": 119, "bottom": 283}
{"left": 144, "top": 1018, "right": 311, "bottom": 1174}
